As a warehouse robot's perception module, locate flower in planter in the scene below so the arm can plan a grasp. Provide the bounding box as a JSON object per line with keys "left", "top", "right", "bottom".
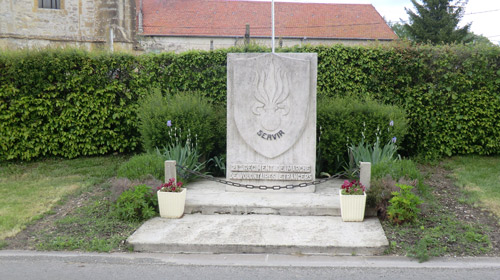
{"left": 157, "top": 178, "right": 184, "bottom": 192}
{"left": 341, "top": 180, "right": 365, "bottom": 195}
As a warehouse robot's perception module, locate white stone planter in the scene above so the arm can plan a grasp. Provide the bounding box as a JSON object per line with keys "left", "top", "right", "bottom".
{"left": 157, "top": 188, "right": 186, "bottom": 218}
{"left": 339, "top": 189, "right": 366, "bottom": 222}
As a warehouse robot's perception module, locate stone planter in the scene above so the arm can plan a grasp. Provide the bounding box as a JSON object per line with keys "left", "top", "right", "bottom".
{"left": 339, "top": 189, "right": 366, "bottom": 222}
{"left": 157, "top": 188, "right": 186, "bottom": 218}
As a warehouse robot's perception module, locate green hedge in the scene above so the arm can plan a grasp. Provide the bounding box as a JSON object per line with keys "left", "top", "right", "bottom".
{"left": 1, "top": 43, "right": 499, "bottom": 161}
{"left": 0, "top": 49, "right": 147, "bottom": 160}
{"left": 137, "top": 90, "right": 224, "bottom": 159}
{"left": 317, "top": 96, "right": 407, "bottom": 173}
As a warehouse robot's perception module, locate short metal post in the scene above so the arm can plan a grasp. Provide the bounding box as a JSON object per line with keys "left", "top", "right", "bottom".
{"left": 165, "top": 160, "right": 177, "bottom": 183}
{"left": 359, "top": 162, "right": 371, "bottom": 191}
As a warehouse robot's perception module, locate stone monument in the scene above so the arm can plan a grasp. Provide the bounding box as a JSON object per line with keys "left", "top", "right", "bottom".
{"left": 227, "top": 53, "right": 317, "bottom": 192}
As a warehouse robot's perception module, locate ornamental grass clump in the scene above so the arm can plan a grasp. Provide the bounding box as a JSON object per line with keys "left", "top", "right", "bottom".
{"left": 341, "top": 180, "right": 366, "bottom": 195}
{"left": 156, "top": 122, "right": 207, "bottom": 183}
{"left": 346, "top": 120, "right": 401, "bottom": 176}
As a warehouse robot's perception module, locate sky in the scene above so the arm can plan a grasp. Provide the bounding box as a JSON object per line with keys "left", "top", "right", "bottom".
{"left": 251, "top": 0, "right": 500, "bottom": 44}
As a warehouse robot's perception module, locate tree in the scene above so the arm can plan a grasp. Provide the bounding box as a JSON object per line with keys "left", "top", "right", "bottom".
{"left": 404, "top": 0, "right": 471, "bottom": 44}
{"left": 390, "top": 22, "right": 413, "bottom": 40}
{"left": 464, "top": 32, "right": 496, "bottom": 46}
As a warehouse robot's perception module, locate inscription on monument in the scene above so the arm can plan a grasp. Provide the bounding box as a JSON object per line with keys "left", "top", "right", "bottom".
{"left": 231, "top": 164, "right": 311, "bottom": 173}
{"left": 257, "top": 130, "right": 285, "bottom": 140}
{"left": 229, "top": 164, "right": 313, "bottom": 181}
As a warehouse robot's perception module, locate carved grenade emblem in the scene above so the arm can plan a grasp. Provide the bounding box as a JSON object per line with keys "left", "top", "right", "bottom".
{"left": 252, "top": 60, "right": 291, "bottom": 132}
{"left": 231, "top": 53, "right": 311, "bottom": 159}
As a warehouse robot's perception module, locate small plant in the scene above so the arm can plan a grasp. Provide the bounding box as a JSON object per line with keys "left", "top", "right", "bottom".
{"left": 208, "top": 154, "right": 226, "bottom": 177}
{"left": 117, "top": 153, "right": 165, "bottom": 181}
{"left": 340, "top": 180, "right": 366, "bottom": 195}
{"left": 387, "top": 184, "right": 423, "bottom": 224}
{"left": 157, "top": 178, "right": 184, "bottom": 193}
{"left": 346, "top": 121, "right": 400, "bottom": 177}
{"left": 156, "top": 122, "right": 207, "bottom": 183}
{"left": 114, "top": 184, "right": 157, "bottom": 222}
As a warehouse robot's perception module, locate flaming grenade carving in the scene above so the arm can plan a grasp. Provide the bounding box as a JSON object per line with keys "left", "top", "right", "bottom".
{"left": 252, "top": 60, "right": 291, "bottom": 132}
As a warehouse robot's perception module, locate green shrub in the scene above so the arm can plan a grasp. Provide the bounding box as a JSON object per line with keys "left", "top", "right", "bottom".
{"left": 317, "top": 96, "right": 407, "bottom": 173}
{"left": 346, "top": 137, "right": 400, "bottom": 177}
{"left": 387, "top": 184, "right": 423, "bottom": 224}
{"left": 2, "top": 44, "right": 500, "bottom": 161}
{"left": 367, "top": 159, "right": 427, "bottom": 218}
{"left": 114, "top": 184, "right": 157, "bottom": 222}
{"left": 156, "top": 135, "right": 206, "bottom": 183}
{"left": 372, "top": 159, "right": 421, "bottom": 181}
{"left": 137, "top": 90, "right": 220, "bottom": 158}
{"left": 0, "top": 49, "right": 145, "bottom": 161}
{"left": 117, "top": 153, "right": 165, "bottom": 181}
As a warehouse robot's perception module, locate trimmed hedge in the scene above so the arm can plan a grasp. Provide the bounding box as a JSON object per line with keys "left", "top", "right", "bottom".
{"left": 1, "top": 43, "right": 499, "bottom": 161}
{"left": 317, "top": 96, "right": 407, "bottom": 173}
{"left": 137, "top": 90, "right": 223, "bottom": 158}
{"left": 0, "top": 49, "right": 146, "bottom": 160}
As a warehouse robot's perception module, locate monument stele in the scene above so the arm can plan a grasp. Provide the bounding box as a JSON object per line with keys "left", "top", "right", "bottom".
{"left": 227, "top": 53, "right": 317, "bottom": 192}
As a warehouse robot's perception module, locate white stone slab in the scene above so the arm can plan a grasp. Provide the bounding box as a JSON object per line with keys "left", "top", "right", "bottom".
{"left": 127, "top": 214, "right": 388, "bottom": 256}
{"left": 227, "top": 53, "right": 317, "bottom": 192}
{"left": 184, "top": 178, "right": 342, "bottom": 216}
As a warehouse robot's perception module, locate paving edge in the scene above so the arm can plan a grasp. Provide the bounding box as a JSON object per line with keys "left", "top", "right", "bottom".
{"left": 129, "top": 243, "right": 387, "bottom": 256}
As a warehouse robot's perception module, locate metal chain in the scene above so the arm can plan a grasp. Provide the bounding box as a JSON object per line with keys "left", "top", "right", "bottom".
{"left": 176, "top": 164, "right": 346, "bottom": 190}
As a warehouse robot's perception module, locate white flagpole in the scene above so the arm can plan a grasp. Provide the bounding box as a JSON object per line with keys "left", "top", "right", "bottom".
{"left": 272, "top": 0, "right": 275, "bottom": 53}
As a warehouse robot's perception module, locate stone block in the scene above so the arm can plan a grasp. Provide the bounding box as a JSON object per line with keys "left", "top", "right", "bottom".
{"left": 226, "top": 53, "right": 317, "bottom": 192}
{"left": 360, "top": 162, "right": 371, "bottom": 191}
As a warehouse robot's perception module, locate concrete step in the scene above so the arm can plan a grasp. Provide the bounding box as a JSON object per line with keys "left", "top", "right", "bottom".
{"left": 127, "top": 214, "right": 388, "bottom": 256}
{"left": 184, "top": 179, "right": 343, "bottom": 216}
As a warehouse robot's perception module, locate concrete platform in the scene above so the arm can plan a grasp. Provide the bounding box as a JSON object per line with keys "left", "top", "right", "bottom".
{"left": 127, "top": 214, "right": 388, "bottom": 256}
{"left": 184, "top": 179, "right": 343, "bottom": 216}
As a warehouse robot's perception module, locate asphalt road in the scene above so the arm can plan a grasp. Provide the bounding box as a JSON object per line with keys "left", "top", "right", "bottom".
{"left": 1, "top": 251, "right": 500, "bottom": 280}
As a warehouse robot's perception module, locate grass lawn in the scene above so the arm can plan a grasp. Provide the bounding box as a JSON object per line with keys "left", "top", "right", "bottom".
{"left": 444, "top": 156, "right": 500, "bottom": 217}
{"left": 0, "top": 156, "right": 126, "bottom": 240}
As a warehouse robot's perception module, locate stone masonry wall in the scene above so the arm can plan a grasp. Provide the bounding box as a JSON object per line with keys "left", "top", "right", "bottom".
{"left": 0, "top": 0, "right": 136, "bottom": 50}
{"left": 137, "top": 35, "right": 392, "bottom": 54}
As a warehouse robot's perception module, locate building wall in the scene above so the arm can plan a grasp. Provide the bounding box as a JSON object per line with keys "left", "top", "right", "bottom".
{"left": 0, "top": 0, "right": 136, "bottom": 50}
{"left": 137, "top": 35, "right": 393, "bottom": 53}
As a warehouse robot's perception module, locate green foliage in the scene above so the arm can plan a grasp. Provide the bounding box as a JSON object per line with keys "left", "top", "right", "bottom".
{"left": 367, "top": 159, "right": 427, "bottom": 218}
{"left": 137, "top": 90, "right": 221, "bottom": 158}
{"left": 113, "top": 184, "right": 157, "bottom": 222}
{"left": 317, "top": 96, "right": 407, "bottom": 173}
{"left": 208, "top": 154, "right": 226, "bottom": 177}
{"left": 386, "top": 214, "right": 492, "bottom": 262}
{"left": 387, "top": 184, "right": 423, "bottom": 224}
{"left": 32, "top": 182, "right": 142, "bottom": 252}
{"left": 372, "top": 159, "right": 422, "bottom": 181}
{"left": 347, "top": 137, "right": 400, "bottom": 175}
{"left": 117, "top": 153, "right": 165, "bottom": 181}
{"left": 2, "top": 44, "right": 500, "bottom": 162}
{"left": 405, "top": 0, "right": 471, "bottom": 44}
{"left": 156, "top": 137, "right": 206, "bottom": 183}
{"left": 0, "top": 49, "right": 145, "bottom": 161}
{"left": 390, "top": 22, "right": 412, "bottom": 40}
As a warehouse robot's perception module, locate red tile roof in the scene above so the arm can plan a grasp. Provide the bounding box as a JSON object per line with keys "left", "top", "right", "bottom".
{"left": 138, "top": 0, "right": 397, "bottom": 40}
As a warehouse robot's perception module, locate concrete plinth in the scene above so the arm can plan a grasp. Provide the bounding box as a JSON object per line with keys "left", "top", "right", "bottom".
{"left": 185, "top": 178, "right": 342, "bottom": 216}
{"left": 127, "top": 215, "right": 388, "bottom": 256}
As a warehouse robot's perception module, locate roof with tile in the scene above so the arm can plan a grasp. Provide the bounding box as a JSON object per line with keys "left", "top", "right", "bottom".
{"left": 137, "top": 0, "right": 397, "bottom": 40}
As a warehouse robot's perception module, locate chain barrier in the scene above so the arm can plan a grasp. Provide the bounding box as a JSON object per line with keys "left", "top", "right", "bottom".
{"left": 176, "top": 164, "right": 347, "bottom": 190}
